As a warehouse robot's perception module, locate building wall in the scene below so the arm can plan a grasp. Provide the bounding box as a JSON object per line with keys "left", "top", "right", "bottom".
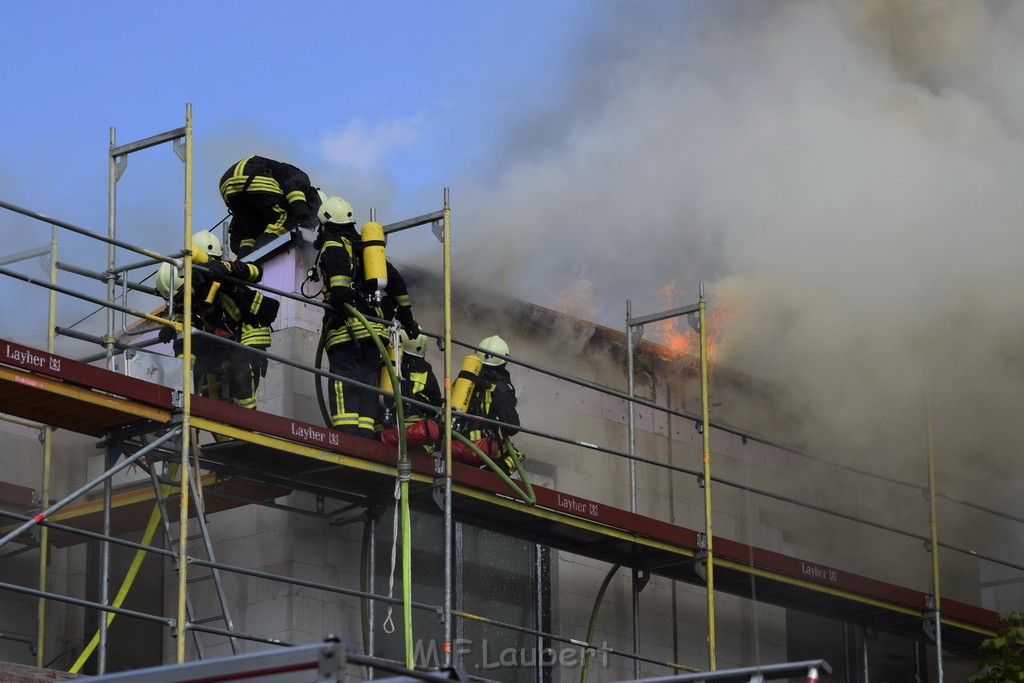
{"left": 0, "top": 424, "right": 92, "bottom": 671}
{"left": 0, "top": 237, "right": 1003, "bottom": 681}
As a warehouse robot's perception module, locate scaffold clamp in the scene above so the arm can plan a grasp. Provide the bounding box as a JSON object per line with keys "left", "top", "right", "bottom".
{"left": 431, "top": 479, "right": 446, "bottom": 511}
{"left": 318, "top": 634, "right": 344, "bottom": 680}
{"left": 397, "top": 460, "right": 411, "bottom": 482}
{"left": 922, "top": 609, "right": 938, "bottom": 642}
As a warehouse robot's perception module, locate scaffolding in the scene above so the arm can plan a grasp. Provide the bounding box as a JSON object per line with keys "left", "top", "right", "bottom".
{"left": 0, "top": 104, "right": 1016, "bottom": 682}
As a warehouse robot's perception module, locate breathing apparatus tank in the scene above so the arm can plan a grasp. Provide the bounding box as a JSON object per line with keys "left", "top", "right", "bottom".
{"left": 155, "top": 243, "right": 215, "bottom": 300}
{"left": 451, "top": 353, "right": 483, "bottom": 413}
{"left": 190, "top": 246, "right": 211, "bottom": 265}
{"left": 187, "top": 244, "right": 222, "bottom": 303}
{"left": 360, "top": 221, "right": 387, "bottom": 303}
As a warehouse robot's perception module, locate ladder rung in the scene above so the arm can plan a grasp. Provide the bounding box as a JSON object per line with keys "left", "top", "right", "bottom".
{"left": 149, "top": 471, "right": 235, "bottom": 654}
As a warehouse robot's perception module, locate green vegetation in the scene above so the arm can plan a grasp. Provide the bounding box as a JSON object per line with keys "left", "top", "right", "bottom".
{"left": 970, "top": 613, "right": 1024, "bottom": 682}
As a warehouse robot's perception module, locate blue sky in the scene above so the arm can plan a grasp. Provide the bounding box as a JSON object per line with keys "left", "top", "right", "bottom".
{"left": 3, "top": 1, "right": 587, "bottom": 249}
{"left": 2, "top": 0, "right": 611, "bottom": 339}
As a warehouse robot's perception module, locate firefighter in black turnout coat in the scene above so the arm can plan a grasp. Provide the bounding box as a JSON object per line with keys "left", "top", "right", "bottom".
{"left": 219, "top": 155, "right": 322, "bottom": 258}
{"left": 156, "top": 230, "right": 278, "bottom": 411}
{"left": 378, "top": 329, "right": 443, "bottom": 450}
{"left": 316, "top": 195, "right": 420, "bottom": 439}
{"left": 454, "top": 335, "right": 525, "bottom": 475}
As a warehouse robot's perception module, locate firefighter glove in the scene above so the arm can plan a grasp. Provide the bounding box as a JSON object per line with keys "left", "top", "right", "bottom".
{"left": 207, "top": 261, "right": 232, "bottom": 282}
{"left": 401, "top": 319, "right": 420, "bottom": 340}
{"left": 328, "top": 287, "right": 354, "bottom": 315}
{"left": 158, "top": 324, "right": 176, "bottom": 344}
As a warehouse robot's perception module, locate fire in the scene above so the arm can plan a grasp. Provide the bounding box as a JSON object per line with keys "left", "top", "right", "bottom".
{"left": 649, "top": 280, "right": 734, "bottom": 370}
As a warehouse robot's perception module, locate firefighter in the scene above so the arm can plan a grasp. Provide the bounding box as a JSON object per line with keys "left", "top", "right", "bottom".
{"left": 378, "top": 329, "right": 442, "bottom": 450}
{"left": 197, "top": 230, "right": 279, "bottom": 409}
{"left": 454, "top": 335, "right": 525, "bottom": 475}
{"left": 317, "top": 196, "right": 421, "bottom": 439}
{"left": 156, "top": 231, "right": 278, "bottom": 411}
{"left": 219, "top": 155, "right": 322, "bottom": 258}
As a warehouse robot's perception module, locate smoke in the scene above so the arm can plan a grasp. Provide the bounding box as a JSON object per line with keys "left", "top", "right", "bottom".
{"left": 450, "top": 0, "right": 1024, "bottom": 500}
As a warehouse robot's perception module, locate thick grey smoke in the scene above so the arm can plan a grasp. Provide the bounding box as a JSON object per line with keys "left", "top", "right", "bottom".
{"left": 453, "top": 0, "right": 1024, "bottom": 503}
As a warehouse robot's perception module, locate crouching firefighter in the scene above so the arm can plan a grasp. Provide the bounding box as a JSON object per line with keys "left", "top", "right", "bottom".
{"left": 451, "top": 335, "right": 526, "bottom": 476}
{"left": 219, "top": 155, "right": 323, "bottom": 257}
{"left": 315, "top": 196, "right": 421, "bottom": 439}
{"left": 378, "top": 329, "right": 443, "bottom": 451}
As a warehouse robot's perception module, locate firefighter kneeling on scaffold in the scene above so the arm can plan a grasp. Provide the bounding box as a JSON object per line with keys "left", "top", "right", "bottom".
{"left": 451, "top": 335, "right": 526, "bottom": 476}
{"left": 377, "top": 329, "right": 443, "bottom": 452}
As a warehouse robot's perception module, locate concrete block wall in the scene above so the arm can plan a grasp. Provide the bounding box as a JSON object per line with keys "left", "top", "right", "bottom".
{"left": 0, "top": 424, "right": 95, "bottom": 671}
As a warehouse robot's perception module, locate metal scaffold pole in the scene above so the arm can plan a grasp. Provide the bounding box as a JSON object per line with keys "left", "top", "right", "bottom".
{"left": 106, "top": 129, "right": 118, "bottom": 369}
{"left": 99, "top": 125, "right": 120, "bottom": 675}
{"left": 36, "top": 225, "right": 58, "bottom": 668}
{"left": 176, "top": 102, "right": 195, "bottom": 664}
{"left": 698, "top": 282, "right": 716, "bottom": 670}
{"left": 442, "top": 187, "right": 454, "bottom": 669}
{"left": 626, "top": 298, "right": 641, "bottom": 679}
{"left": 627, "top": 299, "right": 638, "bottom": 512}
{"left": 925, "top": 371, "right": 944, "bottom": 683}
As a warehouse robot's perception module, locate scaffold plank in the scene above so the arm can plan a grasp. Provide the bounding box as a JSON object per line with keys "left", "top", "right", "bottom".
{"left": 0, "top": 338, "right": 173, "bottom": 410}
{"left": 0, "top": 366, "right": 171, "bottom": 435}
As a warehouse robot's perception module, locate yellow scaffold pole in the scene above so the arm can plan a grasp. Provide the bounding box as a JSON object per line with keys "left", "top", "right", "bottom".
{"left": 176, "top": 103, "right": 194, "bottom": 664}
{"left": 925, "top": 372, "right": 945, "bottom": 682}
{"left": 36, "top": 224, "right": 58, "bottom": 667}
{"left": 442, "top": 188, "right": 454, "bottom": 669}
{"left": 698, "top": 283, "right": 716, "bottom": 670}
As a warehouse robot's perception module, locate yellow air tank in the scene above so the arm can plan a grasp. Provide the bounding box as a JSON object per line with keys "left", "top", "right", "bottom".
{"left": 184, "top": 247, "right": 220, "bottom": 303}
{"left": 204, "top": 281, "right": 221, "bottom": 305}
{"left": 190, "top": 246, "right": 211, "bottom": 265}
{"left": 451, "top": 354, "right": 483, "bottom": 412}
{"left": 360, "top": 221, "right": 388, "bottom": 295}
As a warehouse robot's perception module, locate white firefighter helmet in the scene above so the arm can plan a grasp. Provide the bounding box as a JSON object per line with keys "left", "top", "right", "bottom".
{"left": 318, "top": 196, "right": 355, "bottom": 226}
{"left": 476, "top": 335, "right": 509, "bottom": 366}
{"left": 400, "top": 329, "right": 429, "bottom": 358}
{"left": 155, "top": 262, "right": 184, "bottom": 298}
{"left": 192, "top": 230, "right": 223, "bottom": 258}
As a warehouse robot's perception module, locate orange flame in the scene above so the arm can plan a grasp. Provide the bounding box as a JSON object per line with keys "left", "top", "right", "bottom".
{"left": 649, "top": 281, "right": 733, "bottom": 371}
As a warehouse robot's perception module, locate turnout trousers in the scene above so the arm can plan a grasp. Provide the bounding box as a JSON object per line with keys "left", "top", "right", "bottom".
{"left": 326, "top": 338, "right": 380, "bottom": 439}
